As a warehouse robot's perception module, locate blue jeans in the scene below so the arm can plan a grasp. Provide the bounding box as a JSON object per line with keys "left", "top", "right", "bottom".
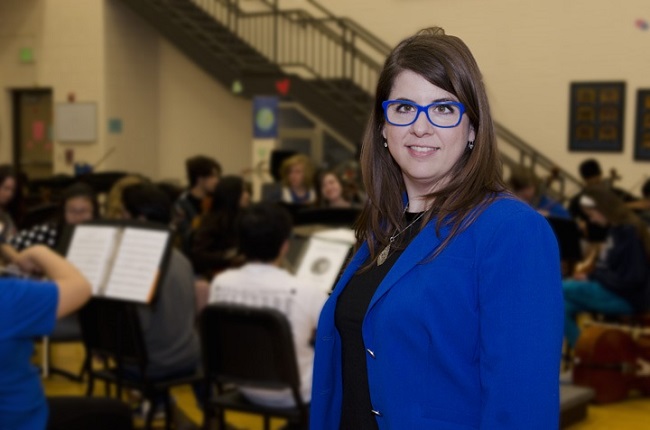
{"left": 563, "top": 279, "right": 633, "bottom": 347}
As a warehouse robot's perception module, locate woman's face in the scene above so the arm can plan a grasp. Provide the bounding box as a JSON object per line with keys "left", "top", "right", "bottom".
{"left": 65, "top": 196, "right": 95, "bottom": 225}
{"left": 321, "top": 173, "right": 343, "bottom": 203}
{"left": 0, "top": 177, "right": 16, "bottom": 206}
{"left": 288, "top": 163, "right": 305, "bottom": 189}
{"left": 382, "top": 70, "right": 475, "bottom": 197}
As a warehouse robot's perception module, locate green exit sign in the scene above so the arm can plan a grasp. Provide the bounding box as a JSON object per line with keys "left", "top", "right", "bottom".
{"left": 20, "top": 48, "right": 34, "bottom": 63}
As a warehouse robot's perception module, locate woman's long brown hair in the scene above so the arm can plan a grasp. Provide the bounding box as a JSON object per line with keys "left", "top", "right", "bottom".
{"left": 355, "top": 27, "right": 507, "bottom": 268}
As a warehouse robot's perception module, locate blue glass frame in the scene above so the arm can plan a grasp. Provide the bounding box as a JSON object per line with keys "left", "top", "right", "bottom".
{"left": 382, "top": 100, "right": 466, "bottom": 128}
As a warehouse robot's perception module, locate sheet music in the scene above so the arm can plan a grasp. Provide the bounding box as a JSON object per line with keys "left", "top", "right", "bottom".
{"left": 103, "top": 228, "right": 169, "bottom": 302}
{"left": 312, "top": 228, "right": 356, "bottom": 245}
{"left": 66, "top": 225, "right": 118, "bottom": 295}
{"left": 295, "top": 236, "right": 351, "bottom": 293}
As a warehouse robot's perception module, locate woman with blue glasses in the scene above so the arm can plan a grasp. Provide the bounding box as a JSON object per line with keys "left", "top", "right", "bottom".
{"left": 310, "top": 27, "right": 563, "bottom": 429}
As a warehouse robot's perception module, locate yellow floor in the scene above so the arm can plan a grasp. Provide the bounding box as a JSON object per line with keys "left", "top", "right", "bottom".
{"left": 41, "top": 342, "right": 650, "bottom": 429}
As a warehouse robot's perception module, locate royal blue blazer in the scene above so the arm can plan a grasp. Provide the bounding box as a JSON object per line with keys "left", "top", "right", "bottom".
{"left": 311, "top": 197, "right": 564, "bottom": 429}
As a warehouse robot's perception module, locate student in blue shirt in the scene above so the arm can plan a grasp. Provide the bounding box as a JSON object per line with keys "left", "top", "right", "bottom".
{"left": 0, "top": 245, "right": 91, "bottom": 429}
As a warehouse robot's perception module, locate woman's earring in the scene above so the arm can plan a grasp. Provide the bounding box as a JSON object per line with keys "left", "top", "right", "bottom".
{"left": 467, "top": 140, "right": 474, "bottom": 150}
{"left": 383, "top": 139, "right": 388, "bottom": 148}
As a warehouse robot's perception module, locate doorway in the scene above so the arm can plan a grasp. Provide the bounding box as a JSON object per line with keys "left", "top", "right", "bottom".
{"left": 12, "top": 89, "right": 54, "bottom": 180}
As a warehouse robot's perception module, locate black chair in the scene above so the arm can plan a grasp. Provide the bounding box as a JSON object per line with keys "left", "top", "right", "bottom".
{"left": 545, "top": 216, "right": 583, "bottom": 277}
{"left": 294, "top": 207, "right": 361, "bottom": 228}
{"left": 47, "top": 396, "right": 134, "bottom": 430}
{"left": 39, "top": 314, "right": 85, "bottom": 382}
{"left": 78, "top": 298, "right": 202, "bottom": 430}
{"left": 200, "top": 304, "right": 309, "bottom": 430}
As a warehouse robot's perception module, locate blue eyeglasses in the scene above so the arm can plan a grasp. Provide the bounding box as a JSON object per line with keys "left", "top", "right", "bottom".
{"left": 382, "top": 100, "right": 466, "bottom": 128}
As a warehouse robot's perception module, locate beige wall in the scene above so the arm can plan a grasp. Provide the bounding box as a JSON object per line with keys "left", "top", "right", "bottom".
{"left": 0, "top": 0, "right": 251, "bottom": 186}
{"left": 0, "top": 0, "right": 106, "bottom": 172}
{"left": 301, "top": 0, "right": 649, "bottom": 193}
{"left": 1, "top": 0, "right": 648, "bottom": 191}
{"left": 157, "top": 40, "right": 252, "bottom": 183}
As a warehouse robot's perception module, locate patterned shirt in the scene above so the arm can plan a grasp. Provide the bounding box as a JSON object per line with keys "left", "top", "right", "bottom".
{"left": 9, "top": 223, "right": 58, "bottom": 251}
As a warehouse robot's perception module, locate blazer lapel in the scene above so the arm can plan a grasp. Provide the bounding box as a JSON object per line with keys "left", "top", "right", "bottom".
{"left": 367, "top": 221, "right": 445, "bottom": 312}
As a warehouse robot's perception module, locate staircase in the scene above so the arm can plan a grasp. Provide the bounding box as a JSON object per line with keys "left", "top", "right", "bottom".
{"left": 119, "top": 0, "right": 583, "bottom": 202}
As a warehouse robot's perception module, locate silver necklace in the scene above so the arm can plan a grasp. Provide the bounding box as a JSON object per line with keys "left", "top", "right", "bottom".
{"left": 377, "top": 207, "right": 426, "bottom": 266}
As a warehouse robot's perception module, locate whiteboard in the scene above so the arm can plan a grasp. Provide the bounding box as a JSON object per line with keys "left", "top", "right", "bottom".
{"left": 55, "top": 102, "right": 97, "bottom": 142}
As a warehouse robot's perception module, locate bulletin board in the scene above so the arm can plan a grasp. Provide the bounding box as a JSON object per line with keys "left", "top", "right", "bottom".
{"left": 568, "top": 82, "right": 625, "bottom": 152}
{"left": 55, "top": 102, "right": 97, "bottom": 142}
{"left": 634, "top": 89, "right": 650, "bottom": 161}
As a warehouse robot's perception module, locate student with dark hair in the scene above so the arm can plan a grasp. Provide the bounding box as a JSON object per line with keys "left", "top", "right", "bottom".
{"left": 173, "top": 155, "right": 222, "bottom": 254}
{"left": 0, "top": 164, "right": 19, "bottom": 244}
{"left": 208, "top": 202, "right": 327, "bottom": 408}
{"left": 5, "top": 183, "right": 98, "bottom": 258}
{"left": 190, "top": 175, "right": 250, "bottom": 279}
{"left": 569, "top": 159, "right": 639, "bottom": 243}
{"left": 120, "top": 183, "right": 200, "bottom": 395}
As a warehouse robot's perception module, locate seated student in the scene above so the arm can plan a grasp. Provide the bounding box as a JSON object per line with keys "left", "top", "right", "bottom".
{"left": 0, "top": 245, "right": 91, "bottom": 429}
{"left": 568, "top": 159, "right": 637, "bottom": 243}
{"left": 208, "top": 202, "right": 327, "bottom": 408}
{"left": 563, "top": 185, "right": 650, "bottom": 349}
{"left": 316, "top": 170, "right": 353, "bottom": 209}
{"left": 280, "top": 154, "right": 317, "bottom": 206}
{"left": 104, "top": 174, "right": 148, "bottom": 220}
{"left": 0, "top": 164, "right": 19, "bottom": 241}
{"left": 626, "top": 178, "right": 650, "bottom": 225}
{"left": 507, "top": 167, "right": 571, "bottom": 219}
{"left": 120, "top": 183, "right": 200, "bottom": 381}
{"left": 7, "top": 183, "right": 98, "bottom": 255}
{"left": 190, "top": 175, "right": 250, "bottom": 279}
{"left": 173, "top": 156, "right": 221, "bottom": 255}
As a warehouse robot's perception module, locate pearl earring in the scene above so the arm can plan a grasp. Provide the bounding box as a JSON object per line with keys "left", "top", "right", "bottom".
{"left": 467, "top": 140, "right": 474, "bottom": 150}
{"left": 383, "top": 139, "right": 388, "bottom": 148}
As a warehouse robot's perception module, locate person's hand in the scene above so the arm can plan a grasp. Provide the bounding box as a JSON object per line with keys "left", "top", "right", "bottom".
{"left": 13, "top": 245, "right": 52, "bottom": 276}
{"left": 572, "top": 272, "right": 588, "bottom": 281}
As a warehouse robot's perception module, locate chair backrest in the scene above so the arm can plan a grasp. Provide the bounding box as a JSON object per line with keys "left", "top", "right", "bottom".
{"left": 200, "top": 303, "right": 301, "bottom": 395}
{"left": 78, "top": 298, "right": 148, "bottom": 370}
{"left": 294, "top": 207, "right": 361, "bottom": 228}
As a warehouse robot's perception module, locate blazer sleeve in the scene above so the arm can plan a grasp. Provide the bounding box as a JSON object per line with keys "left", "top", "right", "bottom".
{"left": 477, "top": 208, "right": 563, "bottom": 429}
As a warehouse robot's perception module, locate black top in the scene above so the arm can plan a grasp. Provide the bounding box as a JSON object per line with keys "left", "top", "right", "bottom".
{"left": 335, "top": 212, "right": 423, "bottom": 430}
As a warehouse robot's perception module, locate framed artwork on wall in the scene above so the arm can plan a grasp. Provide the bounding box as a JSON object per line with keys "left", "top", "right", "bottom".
{"left": 634, "top": 89, "right": 650, "bottom": 161}
{"left": 568, "top": 82, "right": 625, "bottom": 152}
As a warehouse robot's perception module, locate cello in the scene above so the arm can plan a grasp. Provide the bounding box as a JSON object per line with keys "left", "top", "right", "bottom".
{"left": 574, "top": 323, "right": 650, "bottom": 403}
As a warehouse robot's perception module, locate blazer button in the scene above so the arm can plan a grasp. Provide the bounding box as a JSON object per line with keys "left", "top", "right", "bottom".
{"left": 366, "top": 348, "right": 375, "bottom": 358}
{"left": 371, "top": 409, "right": 382, "bottom": 417}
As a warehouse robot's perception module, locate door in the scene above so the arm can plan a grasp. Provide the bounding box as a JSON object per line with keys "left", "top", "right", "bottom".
{"left": 12, "top": 89, "right": 54, "bottom": 180}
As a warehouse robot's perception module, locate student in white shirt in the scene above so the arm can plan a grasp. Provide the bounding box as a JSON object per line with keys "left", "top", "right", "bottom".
{"left": 208, "top": 202, "right": 327, "bottom": 408}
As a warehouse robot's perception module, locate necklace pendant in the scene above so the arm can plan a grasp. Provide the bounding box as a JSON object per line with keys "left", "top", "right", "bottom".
{"left": 377, "top": 243, "right": 391, "bottom": 266}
